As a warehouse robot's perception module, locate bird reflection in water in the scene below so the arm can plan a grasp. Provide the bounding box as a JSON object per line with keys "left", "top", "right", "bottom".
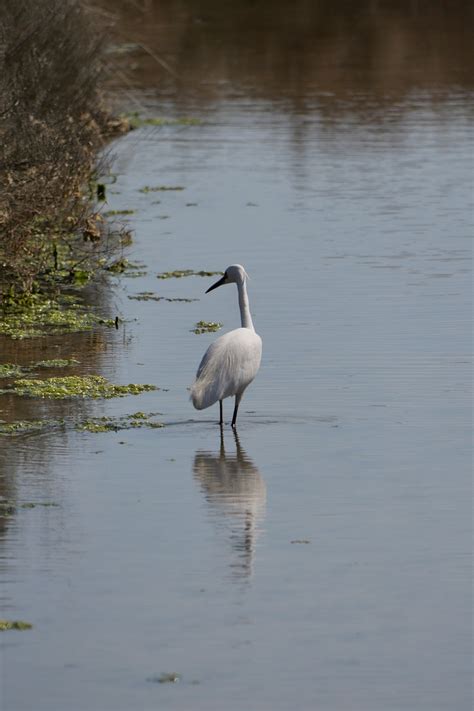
{"left": 193, "top": 430, "right": 266, "bottom": 582}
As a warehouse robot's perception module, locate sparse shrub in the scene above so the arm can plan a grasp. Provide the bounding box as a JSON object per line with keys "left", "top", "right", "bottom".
{"left": 0, "top": 0, "right": 120, "bottom": 294}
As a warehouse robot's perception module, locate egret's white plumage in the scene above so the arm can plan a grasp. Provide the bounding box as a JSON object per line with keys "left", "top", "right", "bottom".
{"left": 191, "top": 264, "right": 262, "bottom": 427}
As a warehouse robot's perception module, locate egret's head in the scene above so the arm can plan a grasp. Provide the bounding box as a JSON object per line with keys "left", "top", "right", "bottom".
{"left": 206, "top": 264, "right": 248, "bottom": 293}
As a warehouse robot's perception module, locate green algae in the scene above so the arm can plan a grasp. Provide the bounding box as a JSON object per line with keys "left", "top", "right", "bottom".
{"left": 0, "top": 411, "right": 162, "bottom": 437}
{"left": 104, "top": 209, "right": 136, "bottom": 216}
{"left": 0, "top": 620, "right": 33, "bottom": 631}
{"left": 0, "top": 359, "right": 79, "bottom": 379}
{"left": 107, "top": 259, "right": 147, "bottom": 278}
{"left": 124, "top": 111, "right": 202, "bottom": 129}
{"left": 157, "top": 269, "right": 223, "bottom": 280}
{"left": 3, "top": 376, "right": 157, "bottom": 400}
{"left": 147, "top": 673, "right": 181, "bottom": 684}
{"left": 0, "top": 293, "right": 115, "bottom": 340}
{"left": 139, "top": 185, "right": 184, "bottom": 193}
{"left": 77, "top": 411, "right": 164, "bottom": 432}
{"left": 106, "top": 258, "right": 145, "bottom": 274}
{"left": 0, "top": 499, "right": 59, "bottom": 516}
{"left": 34, "top": 358, "right": 80, "bottom": 369}
{"left": 0, "top": 419, "right": 65, "bottom": 436}
{"left": 0, "top": 364, "right": 25, "bottom": 378}
{"left": 127, "top": 292, "right": 197, "bottom": 303}
{"left": 191, "top": 320, "right": 223, "bottom": 334}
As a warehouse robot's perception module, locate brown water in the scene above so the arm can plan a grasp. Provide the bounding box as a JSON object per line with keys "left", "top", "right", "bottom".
{"left": 1, "top": 2, "right": 472, "bottom": 709}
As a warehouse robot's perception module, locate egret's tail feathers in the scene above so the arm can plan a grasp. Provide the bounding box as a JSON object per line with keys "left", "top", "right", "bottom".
{"left": 190, "top": 380, "right": 219, "bottom": 410}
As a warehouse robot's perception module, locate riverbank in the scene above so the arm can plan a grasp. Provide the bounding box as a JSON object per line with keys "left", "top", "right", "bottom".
{"left": 0, "top": 0, "right": 127, "bottom": 297}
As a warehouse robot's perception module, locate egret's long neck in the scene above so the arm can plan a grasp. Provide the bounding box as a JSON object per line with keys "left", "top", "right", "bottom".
{"left": 237, "top": 280, "right": 255, "bottom": 331}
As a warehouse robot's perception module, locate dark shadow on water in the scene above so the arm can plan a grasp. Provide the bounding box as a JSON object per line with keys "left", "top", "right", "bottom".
{"left": 193, "top": 429, "right": 266, "bottom": 583}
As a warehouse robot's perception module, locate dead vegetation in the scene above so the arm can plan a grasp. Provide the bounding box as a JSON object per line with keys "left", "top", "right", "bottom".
{"left": 0, "top": 0, "right": 126, "bottom": 295}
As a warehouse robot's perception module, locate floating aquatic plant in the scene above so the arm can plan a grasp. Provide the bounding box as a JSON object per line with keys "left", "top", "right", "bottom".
{"left": 104, "top": 209, "right": 135, "bottom": 216}
{"left": 3, "top": 376, "right": 157, "bottom": 400}
{"left": 77, "top": 412, "right": 164, "bottom": 432}
{"left": 34, "top": 358, "right": 80, "bottom": 369}
{"left": 0, "top": 359, "right": 79, "bottom": 379}
{"left": 191, "top": 321, "right": 223, "bottom": 334}
{"left": 0, "top": 419, "right": 65, "bottom": 435}
{"left": 124, "top": 111, "right": 202, "bottom": 129}
{"left": 0, "top": 293, "right": 115, "bottom": 339}
{"left": 127, "top": 292, "right": 197, "bottom": 303}
{"left": 0, "top": 499, "right": 59, "bottom": 516}
{"left": 157, "top": 269, "right": 223, "bottom": 280}
{"left": 0, "top": 620, "right": 33, "bottom": 631}
{"left": 105, "top": 258, "right": 148, "bottom": 279}
{"left": 106, "top": 258, "right": 145, "bottom": 273}
{"left": 0, "top": 364, "right": 25, "bottom": 378}
{"left": 147, "top": 673, "right": 181, "bottom": 684}
{"left": 139, "top": 185, "right": 184, "bottom": 193}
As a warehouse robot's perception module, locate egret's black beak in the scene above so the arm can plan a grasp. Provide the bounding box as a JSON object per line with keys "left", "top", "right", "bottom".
{"left": 206, "top": 275, "right": 226, "bottom": 293}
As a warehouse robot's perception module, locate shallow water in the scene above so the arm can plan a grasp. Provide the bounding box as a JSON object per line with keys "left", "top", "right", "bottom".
{"left": 1, "top": 2, "right": 472, "bottom": 709}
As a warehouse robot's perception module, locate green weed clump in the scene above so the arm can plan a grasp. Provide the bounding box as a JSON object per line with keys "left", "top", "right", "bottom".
{"left": 0, "top": 364, "right": 25, "bottom": 378}
{"left": 0, "top": 620, "right": 33, "bottom": 631}
{"left": 125, "top": 112, "right": 201, "bottom": 130}
{"left": 0, "top": 499, "right": 58, "bottom": 515}
{"left": 191, "top": 321, "right": 223, "bottom": 334}
{"left": 139, "top": 185, "right": 184, "bottom": 193}
{"left": 77, "top": 412, "right": 164, "bottom": 432}
{"left": 127, "top": 292, "right": 197, "bottom": 303}
{"left": 3, "top": 375, "right": 157, "bottom": 399}
{"left": 0, "top": 419, "right": 64, "bottom": 435}
{"left": 157, "top": 270, "right": 223, "bottom": 279}
{"left": 0, "top": 359, "right": 79, "bottom": 379}
{"left": 0, "top": 292, "right": 114, "bottom": 339}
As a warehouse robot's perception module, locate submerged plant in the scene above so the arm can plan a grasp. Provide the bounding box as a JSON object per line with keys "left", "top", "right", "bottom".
{"left": 3, "top": 375, "right": 157, "bottom": 399}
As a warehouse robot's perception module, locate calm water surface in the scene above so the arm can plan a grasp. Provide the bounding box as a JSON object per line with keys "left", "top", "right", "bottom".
{"left": 1, "top": 2, "right": 472, "bottom": 709}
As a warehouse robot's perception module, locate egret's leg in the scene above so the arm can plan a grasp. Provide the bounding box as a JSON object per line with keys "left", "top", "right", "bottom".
{"left": 219, "top": 399, "right": 223, "bottom": 426}
{"left": 231, "top": 393, "right": 242, "bottom": 429}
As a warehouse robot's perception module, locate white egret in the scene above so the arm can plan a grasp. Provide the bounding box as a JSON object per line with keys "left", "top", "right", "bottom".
{"left": 191, "top": 264, "right": 262, "bottom": 428}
